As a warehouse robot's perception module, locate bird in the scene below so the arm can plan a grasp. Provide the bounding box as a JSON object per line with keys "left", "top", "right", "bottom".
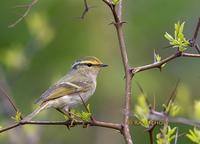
{"left": 22, "top": 56, "right": 108, "bottom": 122}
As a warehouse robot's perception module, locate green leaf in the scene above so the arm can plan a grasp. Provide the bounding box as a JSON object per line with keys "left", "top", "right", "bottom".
{"left": 164, "top": 21, "right": 189, "bottom": 52}
{"left": 112, "top": 0, "right": 120, "bottom": 5}
{"left": 11, "top": 111, "right": 22, "bottom": 122}
{"left": 71, "top": 106, "right": 92, "bottom": 122}
{"left": 134, "top": 94, "right": 150, "bottom": 128}
{"left": 154, "top": 50, "right": 161, "bottom": 63}
{"left": 81, "top": 111, "right": 91, "bottom": 121}
{"left": 194, "top": 101, "right": 200, "bottom": 120}
{"left": 164, "top": 32, "right": 174, "bottom": 42}
{"left": 156, "top": 125, "right": 177, "bottom": 144}
{"left": 186, "top": 128, "right": 200, "bottom": 143}
{"left": 162, "top": 100, "right": 180, "bottom": 116}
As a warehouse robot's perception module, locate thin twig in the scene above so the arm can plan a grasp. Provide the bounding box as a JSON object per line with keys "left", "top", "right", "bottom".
{"left": 148, "top": 125, "right": 155, "bottom": 144}
{"left": 182, "top": 52, "right": 200, "bottom": 57}
{"left": 174, "top": 128, "right": 178, "bottom": 144}
{"left": 0, "top": 86, "right": 19, "bottom": 114}
{"left": 0, "top": 119, "right": 121, "bottom": 134}
{"left": 133, "top": 51, "right": 182, "bottom": 73}
{"left": 135, "top": 81, "right": 144, "bottom": 94}
{"left": 79, "top": 0, "right": 90, "bottom": 19}
{"left": 164, "top": 80, "right": 180, "bottom": 113}
{"left": 78, "top": 94, "right": 89, "bottom": 113}
{"left": 150, "top": 110, "right": 200, "bottom": 128}
{"left": 195, "top": 44, "right": 200, "bottom": 54}
{"left": 132, "top": 52, "right": 200, "bottom": 74}
{"left": 78, "top": 94, "right": 95, "bottom": 121}
{"left": 8, "top": 0, "right": 39, "bottom": 28}
{"left": 190, "top": 18, "right": 200, "bottom": 53}
{"left": 192, "top": 17, "right": 200, "bottom": 42}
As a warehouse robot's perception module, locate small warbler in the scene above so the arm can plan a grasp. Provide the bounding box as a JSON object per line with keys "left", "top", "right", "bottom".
{"left": 22, "top": 56, "right": 108, "bottom": 121}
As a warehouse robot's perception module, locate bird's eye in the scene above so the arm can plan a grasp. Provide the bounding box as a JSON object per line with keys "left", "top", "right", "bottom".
{"left": 87, "top": 63, "right": 92, "bottom": 67}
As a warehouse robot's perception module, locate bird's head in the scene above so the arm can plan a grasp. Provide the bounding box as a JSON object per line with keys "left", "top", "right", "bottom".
{"left": 71, "top": 56, "right": 108, "bottom": 77}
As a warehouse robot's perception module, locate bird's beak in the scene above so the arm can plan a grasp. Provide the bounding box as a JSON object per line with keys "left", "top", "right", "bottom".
{"left": 99, "top": 64, "right": 108, "bottom": 67}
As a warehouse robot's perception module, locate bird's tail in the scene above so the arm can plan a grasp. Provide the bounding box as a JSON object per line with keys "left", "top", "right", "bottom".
{"left": 21, "top": 103, "right": 48, "bottom": 122}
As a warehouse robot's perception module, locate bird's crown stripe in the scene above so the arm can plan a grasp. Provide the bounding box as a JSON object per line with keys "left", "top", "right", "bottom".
{"left": 80, "top": 60, "right": 101, "bottom": 65}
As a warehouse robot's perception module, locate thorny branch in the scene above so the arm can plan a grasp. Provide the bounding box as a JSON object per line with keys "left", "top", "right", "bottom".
{"left": 149, "top": 110, "right": 200, "bottom": 128}
{"left": 9, "top": 0, "right": 93, "bottom": 27}
{"left": 132, "top": 18, "right": 200, "bottom": 75}
{"left": 146, "top": 80, "right": 180, "bottom": 144}
{"left": 0, "top": 119, "right": 122, "bottom": 134}
{"left": 102, "top": 1, "right": 133, "bottom": 144}
{"left": 132, "top": 52, "right": 200, "bottom": 74}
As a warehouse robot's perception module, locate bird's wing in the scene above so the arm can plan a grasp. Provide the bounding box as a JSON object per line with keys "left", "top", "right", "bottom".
{"left": 35, "top": 81, "right": 91, "bottom": 104}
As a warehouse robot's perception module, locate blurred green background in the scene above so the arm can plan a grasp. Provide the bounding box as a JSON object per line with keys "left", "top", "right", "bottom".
{"left": 0, "top": 0, "right": 200, "bottom": 143}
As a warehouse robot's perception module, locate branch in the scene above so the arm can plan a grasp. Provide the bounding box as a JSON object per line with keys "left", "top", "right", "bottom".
{"left": 182, "top": 52, "right": 200, "bottom": 57}
{"left": 164, "top": 79, "right": 180, "bottom": 113}
{"left": 192, "top": 17, "right": 200, "bottom": 42}
{"left": 8, "top": 0, "right": 39, "bottom": 28}
{"left": 132, "top": 52, "right": 200, "bottom": 74}
{"left": 132, "top": 19, "right": 200, "bottom": 74}
{"left": 102, "top": 1, "right": 133, "bottom": 144}
{"left": 149, "top": 110, "right": 200, "bottom": 128}
{"left": 0, "top": 119, "right": 122, "bottom": 134}
{"left": 190, "top": 17, "right": 200, "bottom": 53}
{"left": 132, "top": 51, "right": 181, "bottom": 73}
{"left": 0, "top": 86, "right": 19, "bottom": 113}
{"left": 0, "top": 85, "right": 23, "bottom": 119}
{"left": 147, "top": 125, "right": 156, "bottom": 144}
{"left": 79, "top": 0, "right": 94, "bottom": 19}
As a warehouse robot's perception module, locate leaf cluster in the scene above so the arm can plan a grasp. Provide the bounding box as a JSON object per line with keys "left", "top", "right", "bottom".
{"left": 156, "top": 125, "right": 177, "bottom": 144}
{"left": 187, "top": 128, "right": 200, "bottom": 144}
{"left": 71, "top": 104, "right": 92, "bottom": 122}
{"left": 164, "top": 21, "right": 190, "bottom": 52}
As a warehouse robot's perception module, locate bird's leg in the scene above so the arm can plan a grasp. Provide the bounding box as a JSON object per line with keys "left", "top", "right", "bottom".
{"left": 56, "top": 108, "right": 74, "bottom": 119}
{"left": 68, "top": 108, "right": 76, "bottom": 127}
{"left": 56, "top": 108, "right": 67, "bottom": 116}
{"left": 63, "top": 107, "right": 76, "bottom": 128}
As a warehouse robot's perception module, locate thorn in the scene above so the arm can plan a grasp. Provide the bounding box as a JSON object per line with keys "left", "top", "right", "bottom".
{"left": 13, "top": 3, "right": 30, "bottom": 9}
{"left": 121, "top": 21, "right": 127, "bottom": 25}
{"left": 162, "top": 45, "right": 173, "bottom": 49}
{"left": 159, "top": 66, "right": 162, "bottom": 72}
{"left": 120, "top": 124, "right": 124, "bottom": 134}
{"left": 78, "top": 0, "right": 96, "bottom": 19}
{"left": 135, "top": 81, "right": 144, "bottom": 94}
{"left": 109, "top": 21, "right": 116, "bottom": 25}
{"left": 195, "top": 44, "right": 200, "bottom": 54}
{"left": 153, "top": 94, "right": 156, "bottom": 110}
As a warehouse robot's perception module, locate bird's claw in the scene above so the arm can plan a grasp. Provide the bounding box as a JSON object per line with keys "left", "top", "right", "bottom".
{"left": 66, "top": 118, "right": 76, "bottom": 130}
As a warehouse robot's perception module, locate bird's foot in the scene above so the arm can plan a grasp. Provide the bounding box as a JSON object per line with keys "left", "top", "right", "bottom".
{"left": 66, "top": 118, "right": 76, "bottom": 130}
